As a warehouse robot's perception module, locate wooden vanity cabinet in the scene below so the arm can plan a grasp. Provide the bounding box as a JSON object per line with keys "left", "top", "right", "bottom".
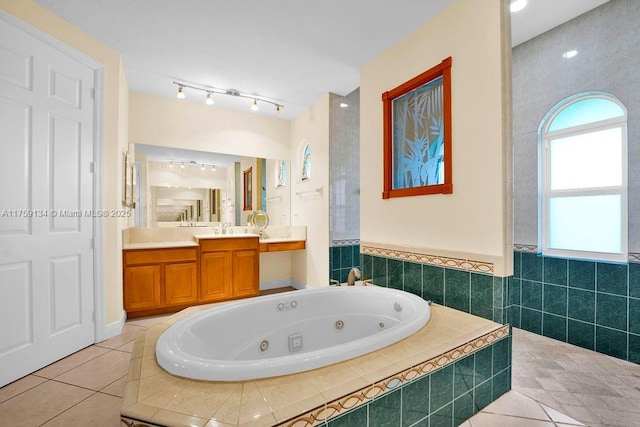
{"left": 123, "top": 247, "right": 198, "bottom": 318}
{"left": 199, "top": 237, "right": 260, "bottom": 302}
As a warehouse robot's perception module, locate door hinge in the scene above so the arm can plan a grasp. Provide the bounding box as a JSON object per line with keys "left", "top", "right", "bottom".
{"left": 90, "top": 238, "right": 94, "bottom": 249}
{"left": 89, "top": 162, "right": 94, "bottom": 173}
{"left": 90, "top": 88, "right": 95, "bottom": 99}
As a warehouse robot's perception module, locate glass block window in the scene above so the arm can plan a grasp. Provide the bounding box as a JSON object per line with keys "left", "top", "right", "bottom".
{"left": 540, "top": 93, "right": 627, "bottom": 262}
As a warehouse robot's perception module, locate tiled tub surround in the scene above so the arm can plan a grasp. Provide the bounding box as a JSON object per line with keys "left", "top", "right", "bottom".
{"left": 330, "top": 243, "right": 361, "bottom": 284}
{"left": 121, "top": 303, "right": 509, "bottom": 426}
{"left": 360, "top": 250, "right": 508, "bottom": 325}
{"left": 508, "top": 251, "right": 640, "bottom": 364}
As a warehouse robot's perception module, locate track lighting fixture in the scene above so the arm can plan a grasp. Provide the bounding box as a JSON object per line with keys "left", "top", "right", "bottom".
{"left": 164, "top": 160, "right": 218, "bottom": 171}
{"left": 172, "top": 81, "right": 283, "bottom": 113}
{"left": 176, "top": 85, "right": 186, "bottom": 99}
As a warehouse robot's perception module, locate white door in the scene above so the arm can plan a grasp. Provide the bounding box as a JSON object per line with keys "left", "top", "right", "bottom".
{"left": 0, "top": 16, "right": 96, "bottom": 387}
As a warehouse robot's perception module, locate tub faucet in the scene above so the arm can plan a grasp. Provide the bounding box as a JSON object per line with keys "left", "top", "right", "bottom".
{"left": 347, "top": 267, "right": 361, "bottom": 286}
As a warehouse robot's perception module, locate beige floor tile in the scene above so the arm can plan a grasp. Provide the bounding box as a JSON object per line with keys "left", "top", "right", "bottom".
{"left": 254, "top": 374, "right": 321, "bottom": 413}
{"left": 481, "top": 390, "right": 551, "bottom": 421}
{"left": 42, "top": 392, "right": 122, "bottom": 427}
{"left": 33, "top": 345, "right": 110, "bottom": 379}
{"left": 0, "top": 380, "right": 93, "bottom": 427}
{"left": 152, "top": 408, "right": 208, "bottom": 427}
{"left": 117, "top": 340, "right": 135, "bottom": 352}
{"left": 101, "top": 374, "right": 128, "bottom": 397}
{"left": 237, "top": 382, "right": 273, "bottom": 425}
{"left": 53, "top": 350, "right": 132, "bottom": 391}
{"left": 96, "top": 324, "right": 145, "bottom": 349}
{"left": 0, "top": 375, "right": 47, "bottom": 404}
{"left": 126, "top": 314, "right": 174, "bottom": 328}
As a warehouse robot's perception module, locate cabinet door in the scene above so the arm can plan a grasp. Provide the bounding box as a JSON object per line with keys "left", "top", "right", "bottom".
{"left": 233, "top": 249, "right": 259, "bottom": 298}
{"left": 200, "top": 251, "right": 232, "bottom": 301}
{"left": 165, "top": 262, "right": 198, "bottom": 305}
{"left": 124, "top": 265, "right": 161, "bottom": 311}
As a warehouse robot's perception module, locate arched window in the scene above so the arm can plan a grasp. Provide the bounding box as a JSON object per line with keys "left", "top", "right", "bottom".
{"left": 539, "top": 92, "right": 627, "bottom": 262}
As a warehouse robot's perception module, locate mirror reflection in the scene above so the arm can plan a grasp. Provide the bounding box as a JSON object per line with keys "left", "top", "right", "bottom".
{"left": 133, "top": 144, "right": 291, "bottom": 228}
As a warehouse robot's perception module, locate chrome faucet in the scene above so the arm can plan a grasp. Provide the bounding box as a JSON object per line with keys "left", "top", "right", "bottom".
{"left": 347, "top": 267, "right": 361, "bottom": 286}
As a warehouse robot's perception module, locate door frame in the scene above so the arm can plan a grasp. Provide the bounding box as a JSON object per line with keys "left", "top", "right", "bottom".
{"left": 0, "top": 10, "right": 107, "bottom": 342}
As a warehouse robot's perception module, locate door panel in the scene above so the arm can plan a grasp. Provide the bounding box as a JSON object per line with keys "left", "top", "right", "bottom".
{"left": 0, "top": 17, "right": 96, "bottom": 387}
{"left": 0, "top": 97, "right": 30, "bottom": 235}
{"left": 233, "top": 250, "right": 259, "bottom": 298}
{"left": 0, "top": 262, "right": 32, "bottom": 355}
{"left": 49, "top": 255, "right": 82, "bottom": 334}
{"left": 200, "top": 252, "right": 232, "bottom": 301}
{"left": 165, "top": 262, "right": 198, "bottom": 305}
{"left": 124, "top": 266, "right": 161, "bottom": 310}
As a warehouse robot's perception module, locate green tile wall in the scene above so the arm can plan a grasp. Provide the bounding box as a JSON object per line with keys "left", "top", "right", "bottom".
{"left": 360, "top": 254, "right": 508, "bottom": 324}
{"left": 330, "top": 244, "right": 361, "bottom": 284}
{"left": 508, "top": 251, "right": 640, "bottom": 364}
{"left": 325, "top": 335, "right": 511, "bottom": 427}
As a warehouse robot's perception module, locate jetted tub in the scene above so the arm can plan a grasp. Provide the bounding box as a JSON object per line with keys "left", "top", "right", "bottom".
{"left": 155, "top": 286, "right": 431, "bottom": 381}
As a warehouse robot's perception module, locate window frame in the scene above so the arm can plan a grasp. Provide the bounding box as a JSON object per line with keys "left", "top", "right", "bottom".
{"left": 538, "top": 92, "right": 628, "bottom": 263}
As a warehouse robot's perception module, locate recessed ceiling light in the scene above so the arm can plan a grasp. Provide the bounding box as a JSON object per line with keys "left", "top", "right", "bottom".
{"left": 562, "top": 50, "right": 578, "bottom": 59}
{"left": 340, "top": 102, "right": 349, "bottom": 108}
{"left": 510, "top": 0, "right": 527, "bottom": 13}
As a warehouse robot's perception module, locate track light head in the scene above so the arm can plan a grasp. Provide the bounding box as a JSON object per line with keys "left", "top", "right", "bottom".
{"left": 177, "top": 85, "right": 186, "bottom": 99}
{"left": 205, "top": 92, "right": 214, "bottom": 105}
{"left": 251, "top": 98, "right": 259, "bottom": 111}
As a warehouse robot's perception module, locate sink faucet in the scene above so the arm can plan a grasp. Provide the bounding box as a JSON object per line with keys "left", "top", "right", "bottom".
{"left": 347, "top": 267, "right": 361, "bottom": 286}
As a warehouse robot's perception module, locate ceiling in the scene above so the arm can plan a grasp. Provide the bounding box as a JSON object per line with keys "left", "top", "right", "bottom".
{"left": 35, "top": 0, "right": 610, "bottom": 122}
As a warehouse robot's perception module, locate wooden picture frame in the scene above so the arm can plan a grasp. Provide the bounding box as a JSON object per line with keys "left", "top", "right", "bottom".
{"left": 243, "top": 166, "right": 253, "bottom": 211}
{"left": 382, "top": 56, "right": 453, "bottom": 199}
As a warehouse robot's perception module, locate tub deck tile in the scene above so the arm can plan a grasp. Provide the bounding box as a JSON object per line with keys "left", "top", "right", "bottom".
{"left": 121, "top": 303, "right": 508, "bottom": 427}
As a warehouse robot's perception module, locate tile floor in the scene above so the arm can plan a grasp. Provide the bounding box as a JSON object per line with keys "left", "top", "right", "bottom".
{"left": 2, "top": 310, "right": 640, "bottom": 426}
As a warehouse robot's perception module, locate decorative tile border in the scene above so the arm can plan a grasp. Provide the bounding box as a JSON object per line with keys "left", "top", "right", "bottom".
{"left": 331, "top": 239, "right": 360, "bottom": 247}
{"left": 278, "top": 324, "right": 510, "bottom": 426}
{"left": 513, "top": 244, "right": 537, "bottom": 253}
{"left": 514, "top": 244, "right": 640, "bottom": 262}
{"left": 362, "top": 245, "right": 494, "bottom": 274}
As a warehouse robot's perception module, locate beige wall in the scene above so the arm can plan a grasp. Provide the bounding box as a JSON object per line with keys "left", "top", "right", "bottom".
{"left": 360, "top": 0, "right": 512, "bottom": 276}
{"left": 0, "top": 0, "right": 130, "bottom": 326}
{"left": 129, "top": 92, "right": 291, "bottom": 161}
{"left": 291, "top": 94, "right": 331, "bottom": 288}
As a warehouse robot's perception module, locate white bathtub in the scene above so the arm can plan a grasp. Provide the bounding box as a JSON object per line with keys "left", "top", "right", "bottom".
{"left": 155, "top": 286, "right": 431, "bottom": 381}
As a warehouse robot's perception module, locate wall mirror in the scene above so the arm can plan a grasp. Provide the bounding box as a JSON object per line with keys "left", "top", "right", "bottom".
{"left": 133, "top": 144, "right": 292, "bottom": 227}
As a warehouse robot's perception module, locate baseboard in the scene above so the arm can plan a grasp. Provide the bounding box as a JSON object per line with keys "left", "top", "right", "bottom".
{"left": 103, "top": 310, "right": 126, "bottom": 340}
{"left": 290, "top": 279, "right": 308, "bottom": 290}
{"left": 260, "top": 278, "right": 296, "bottom": 291}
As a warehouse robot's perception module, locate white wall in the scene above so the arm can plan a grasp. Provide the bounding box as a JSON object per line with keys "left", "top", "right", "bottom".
{"left": 129, "top": 92, "right": 291, "bottom": 161}
{"left": 291, "top": 94, "right": 331, "bottom": 288}
{"left": 265, "top": 159, "right": 291, "bottom": 226}
{"left": 360, "top": 0, "right": 512, "bottom": 276}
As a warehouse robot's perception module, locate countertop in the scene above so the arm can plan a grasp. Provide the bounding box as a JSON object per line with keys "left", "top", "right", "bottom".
{"left": 122, "top": 240, "right": 199, "bottom": 250}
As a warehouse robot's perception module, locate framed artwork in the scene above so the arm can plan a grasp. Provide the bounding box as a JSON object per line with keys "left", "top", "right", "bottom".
{"left": 243, "top": 166, "right": 253, "bottom": 211}
{"left": 382, "top": 56, "right": 453, "bottom": 199}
